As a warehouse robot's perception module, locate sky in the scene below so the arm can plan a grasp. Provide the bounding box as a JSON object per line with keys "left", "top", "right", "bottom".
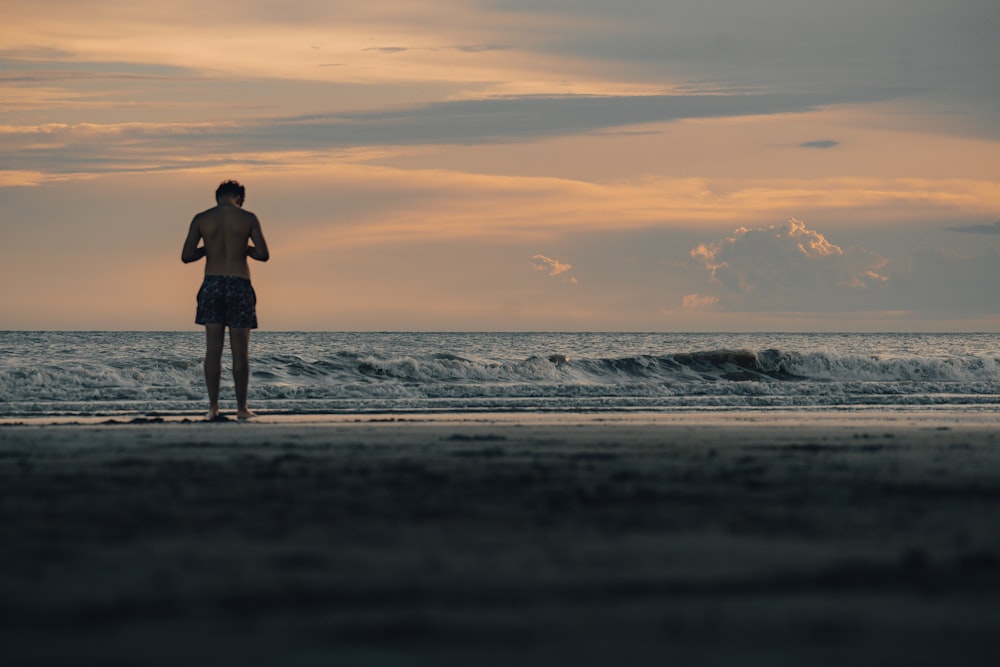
{"left": 2, "top": 0, "right": 998, "bottom": 331}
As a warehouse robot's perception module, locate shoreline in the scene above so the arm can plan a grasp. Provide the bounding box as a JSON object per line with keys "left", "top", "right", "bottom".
{"left": 2, "top": 413, "right": 999, "bottom": 665}
{"left": 3, "top": 406, "right": 999, "bottom": 428}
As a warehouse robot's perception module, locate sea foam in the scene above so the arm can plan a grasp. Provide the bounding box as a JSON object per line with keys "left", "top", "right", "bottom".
{"left": 2, "top": 332, "right": 997, "bottom": 417}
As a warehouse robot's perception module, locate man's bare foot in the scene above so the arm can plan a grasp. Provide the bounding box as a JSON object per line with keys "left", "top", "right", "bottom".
{"left": 236, "top": 408, "right": 256, "bottom": 420}
{"left": 206, "top": 411, "right": 229, "bottom": 422}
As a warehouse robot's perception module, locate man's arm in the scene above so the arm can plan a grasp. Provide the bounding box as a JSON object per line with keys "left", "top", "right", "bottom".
{"left": 181, "top": 217, "right": 205, "bottom": 263}
{"left": 246, "top": 214, "right": 270, "bottom": 262}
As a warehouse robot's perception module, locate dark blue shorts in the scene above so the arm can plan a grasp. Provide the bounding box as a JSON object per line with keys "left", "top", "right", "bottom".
{"left": 195, "top": 275, "right": 258, "bottom": 329}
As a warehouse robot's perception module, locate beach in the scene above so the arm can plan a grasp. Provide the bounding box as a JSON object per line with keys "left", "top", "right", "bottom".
{"left": 2, "top": 412, "right": 999, "bottom": 666}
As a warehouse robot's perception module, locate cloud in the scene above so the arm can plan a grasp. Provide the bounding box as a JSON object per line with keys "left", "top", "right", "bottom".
{"left": 496, "top": 0, "right": 998, "bottom": 108}
{"left": 289, "top": 91, "right": 843, "bottom": 145}
{"left": 531, "top": 254, "right": 572, "bottom": 275}
{"left": 681, "top": 294, "right": 719, "bottom": 310}
{"left": 800, "top": 140, "right": 839, "bottom": 149}
{"left": 531, "top": 254, "right": 577, "bottom": 283}
{"left": 947, "top": 221, "right": 1000, "bottom": 235}
{"left": 449, "top": 44, "right": 511, "bottom": 53}
{"left": 0, "top": 46, "right": 76, "bottom": 61}
{"left": 0, "top": 91, "right": 850, "bottom": 174}
{"left": 690, "top": 218, "right": 889, "bottom": 311}
{"left": 362, "top": 47, "right": 411, "bottom": 54}
{"left": 360, "top": 43, "right": 510, "bottom": 56}
{"left": 362, "top": 44, "right": 514, "bottom": 54}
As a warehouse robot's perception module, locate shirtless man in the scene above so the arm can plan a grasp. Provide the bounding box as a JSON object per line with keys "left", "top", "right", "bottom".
{"left": 182, "top": 180, "right": 270, "bottom": 420}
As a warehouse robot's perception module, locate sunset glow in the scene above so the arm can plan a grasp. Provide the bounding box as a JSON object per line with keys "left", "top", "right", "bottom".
{"left": 2, "top": 0, "right": 998, "bottom": 331}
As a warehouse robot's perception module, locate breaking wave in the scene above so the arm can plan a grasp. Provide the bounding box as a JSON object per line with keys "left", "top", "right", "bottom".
{"left": 3, "top": 334, "right": 999, "bottom": 417}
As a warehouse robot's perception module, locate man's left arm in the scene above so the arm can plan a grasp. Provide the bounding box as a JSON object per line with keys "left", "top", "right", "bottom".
{"left": 181, "top": 217, "right": 205, "bottom": 263}
{"left": 246, "top": 214, "right": 270, "bottom": 262}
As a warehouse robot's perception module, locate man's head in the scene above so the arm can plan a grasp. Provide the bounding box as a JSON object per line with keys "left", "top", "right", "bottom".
{"left": 215, "top": 180, "right": 246, "bottom": 206}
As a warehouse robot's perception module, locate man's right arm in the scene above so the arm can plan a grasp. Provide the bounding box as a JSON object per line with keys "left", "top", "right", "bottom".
{"left": 181, "top": 217, "right": 205, "bottom": 263}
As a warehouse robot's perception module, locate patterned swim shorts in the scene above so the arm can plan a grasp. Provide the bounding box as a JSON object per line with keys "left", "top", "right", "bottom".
{"left": 195, "top": 275, "right": 258, "bottom": 329}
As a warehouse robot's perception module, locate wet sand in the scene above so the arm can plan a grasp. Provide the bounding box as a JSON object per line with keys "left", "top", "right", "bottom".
{"left": 2, "top": 412, "right": 999, "bottom": 666}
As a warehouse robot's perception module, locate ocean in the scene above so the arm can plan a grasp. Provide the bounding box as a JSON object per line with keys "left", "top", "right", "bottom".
{"left": 1, "top": 331, "right": 998, "bottom": 419}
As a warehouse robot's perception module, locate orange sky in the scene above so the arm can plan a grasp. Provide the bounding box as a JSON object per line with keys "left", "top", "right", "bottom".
{"left": 2, "top": 1, "right": 998, "bottom": 331}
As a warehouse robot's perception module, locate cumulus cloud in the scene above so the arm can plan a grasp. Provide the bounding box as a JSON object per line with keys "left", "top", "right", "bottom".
{"left": 681, "top": 294, "right": 719, "bottom": 310}
{"left": 690, "top": 218, "right": 888, "bottom": 311}
{"left": 531, "top": 254, "right": 577, "bottom": 284}
{"left": 531, "top": 254, "right": 572, "bottom": 275}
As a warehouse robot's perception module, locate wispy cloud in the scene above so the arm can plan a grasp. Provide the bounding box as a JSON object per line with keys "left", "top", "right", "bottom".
{"left": 362, "top": 44, "right": 510, "bottom": 54}
{"left": 0, "top": 91, "right": 847, "bottom": 175}
{"left": 800, "top": 140, "right": 839, "bottom": 149}
{"left": 449, "top": 44, "right": 511, "bottom": 53}
{"left": 288, "top": 92, "right": 845, "bottom": 145}
{"left": 362, "top": 47, "right": 412, "bottom": 54}
{"left": 947, "top": 221, "right": 1000, "bottom": 235}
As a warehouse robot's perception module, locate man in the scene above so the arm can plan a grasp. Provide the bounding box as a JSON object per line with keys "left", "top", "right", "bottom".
{"left": 182, "top": 180, "right": 270, "bottom": 420}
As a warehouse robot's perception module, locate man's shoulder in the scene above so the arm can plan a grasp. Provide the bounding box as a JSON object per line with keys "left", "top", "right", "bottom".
{"left": 193, "top": 205, "right": 221, "bottom": 221}
{"left": 204, "top": 204, "right": 256, "bottom": 217}
{"left": 194, "top": 205, "right": 254, "bottom": 220}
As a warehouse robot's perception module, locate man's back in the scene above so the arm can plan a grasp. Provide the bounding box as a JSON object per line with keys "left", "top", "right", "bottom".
{"left": 183, "top": 200, "right": 268, "bottom": 277}
{"left": 193, "top": 204, "right": 256, "bottom": 278}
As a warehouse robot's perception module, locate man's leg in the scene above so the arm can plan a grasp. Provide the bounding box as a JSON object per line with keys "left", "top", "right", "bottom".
{"left": 230, "top": 327, "right": 254, "bottom": 418}
{"left": 204, "top": 324, "right": 225, "bottom": 418}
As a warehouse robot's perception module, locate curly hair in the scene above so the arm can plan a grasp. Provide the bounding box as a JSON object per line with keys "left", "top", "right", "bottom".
{"left": 215, "top": 180, "right": 246, "bottom": 205}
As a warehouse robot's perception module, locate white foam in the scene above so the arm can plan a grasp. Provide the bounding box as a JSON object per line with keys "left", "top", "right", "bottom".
{"left": 3, "top": 332, "right": 998, "bottom": 417}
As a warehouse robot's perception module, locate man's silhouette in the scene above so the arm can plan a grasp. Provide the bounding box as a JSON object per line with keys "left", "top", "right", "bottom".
{"left": 182, "top": 180, "right": 270, "bottom": 420}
